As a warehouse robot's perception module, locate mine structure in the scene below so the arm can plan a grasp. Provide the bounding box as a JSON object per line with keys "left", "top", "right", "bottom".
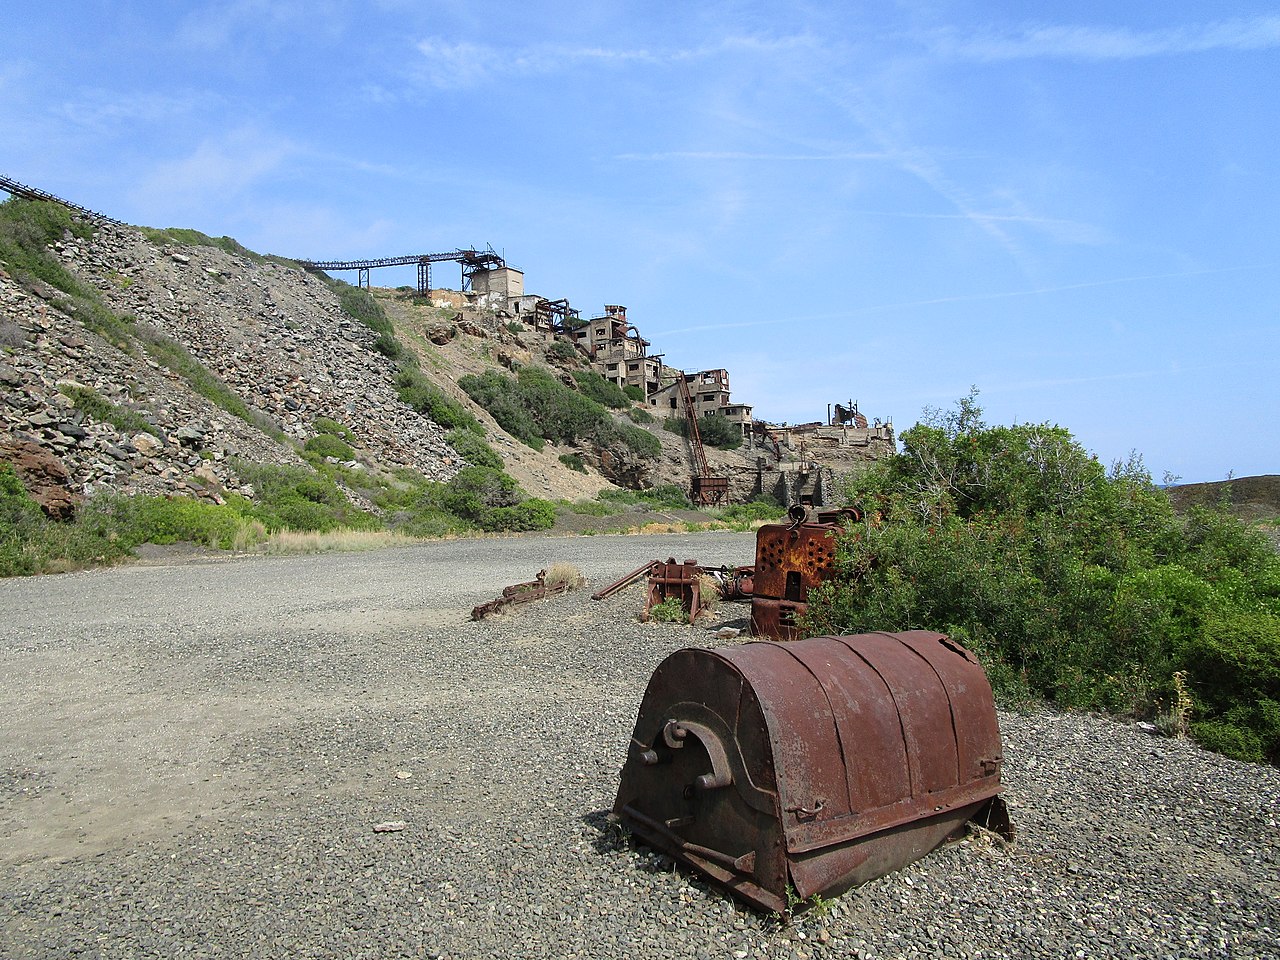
{"left": 297, "top": 248, "right": 508, "bottom": 295}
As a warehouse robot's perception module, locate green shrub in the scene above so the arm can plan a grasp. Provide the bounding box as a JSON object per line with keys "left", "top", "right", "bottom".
{"left": 460, "top": 366, "right": 658, "bottom": 460}
{"left": 572, "top": 370, "right": 630, "bottom": 408}
{"left": 58, "top": 384, "right": 159, "bottom": 437}
{"left": 624, "top": 384, "right": 645, "bottom": 403}
{"left": 0, "top": 198, "right": 136, "bottom": 351}
{"left": 140, "top": 227, "right": 265, "bottom": 263}
{"left": 303, "top": 434, "right": 354, "bottom": 461}
{"left": 805, "top": 391, "right": 1280, "bottom": 764}
{"left": 548, "top": 340, "right": 578, "bottom": 361}
{"left": 233, "top": 459, "right": 379, "bottom": 533}
{"left": 664, "top": 412, "right": 743, "bottom": 449}
{"left": 559, "top": 453, "right": 588, "bottom": 473}
{"left": 650, "top": 597, "right": 686, "bottom": 623}
{"left": 448, "top": 429, "right": 503, "bottom": 470}
{"left": 458, "top": 369, "right": 544, "bottom": 450}
{"left": 599, "top": 484, "right": 691, "bottom": 511}
{"left": 720, "top": 502, "right": 781, "bottom": 524}
{"left": 313, "top": 417, "right": 355, "bottom": 442}
{"left": 396, "top": 368, "right": 483, "bottom": 433}
{"left": 427, "top": 465, "right": 555, "bottom": 533}
{"left": 326, "top": 280, "right": 393, "bottom": 335}
{"left": 627, "top": 406, "right": 655, "bottom": 424}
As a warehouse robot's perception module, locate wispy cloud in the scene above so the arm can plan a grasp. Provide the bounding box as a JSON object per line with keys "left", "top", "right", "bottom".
{"left": 132, "top": 127, "right": 294, "bottom": 217}
{"left": 615, "top": 150, "right": 896, "bottom": 162}
{"left": 411, "top": 34, "right": 815, "bottom": 89}
{"left": 58, "top": 90, "right": 217, "bottom": 130}
{"left": 650, "top": 264, "right": 1268, "bottom": 336}
{"left": 934, "top": 15, "right": 1280, "bottom": 61}
{"left": 177, "top": 0, "right": 348, "bottom": 50}
{"left": 850, "top": 209, "right": 1107, "bottom": 245}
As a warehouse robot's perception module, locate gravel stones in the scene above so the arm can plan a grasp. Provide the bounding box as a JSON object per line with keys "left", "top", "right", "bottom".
{"left": 1, "top": 531, "right": 1277, "bottom": 959}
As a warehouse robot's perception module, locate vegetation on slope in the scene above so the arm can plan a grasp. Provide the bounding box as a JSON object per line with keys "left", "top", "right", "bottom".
{"left": 459, "top": 366, "right": 660, "bottom": 459}
{"left": 804, "top": 391, "right": 1280, "bottom": 765}
{"left": 664, "top": 412, "right": 744, "bottom": 450}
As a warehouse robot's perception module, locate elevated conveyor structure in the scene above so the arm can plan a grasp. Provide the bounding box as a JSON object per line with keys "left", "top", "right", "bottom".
{"left": 297, "top": 248, "right": 507, "bottom": 294}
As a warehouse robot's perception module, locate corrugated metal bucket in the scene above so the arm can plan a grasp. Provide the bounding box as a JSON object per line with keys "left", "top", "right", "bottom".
{"left": 613, "top": 631, "right": 1012, "bottom": 912}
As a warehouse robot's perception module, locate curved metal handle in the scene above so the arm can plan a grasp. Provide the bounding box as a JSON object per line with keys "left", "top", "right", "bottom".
{"left": 662, "top": 719, "right": 734, "bottom": 790}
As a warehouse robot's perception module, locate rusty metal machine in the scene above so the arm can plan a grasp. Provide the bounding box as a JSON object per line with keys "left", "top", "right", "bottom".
{"left": 750, "top": 504, "right": 860, "bottom": 640}
{"left": 471, "top": 570, "right": 571, "bottom": 620}
{"left": 614, "top": 631, "right": 1011, "bottom": 912}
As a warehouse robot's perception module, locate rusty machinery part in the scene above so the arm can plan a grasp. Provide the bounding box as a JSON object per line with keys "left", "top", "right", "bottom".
{"left": 699, "top": 565, "right": 755, "bottom": 602}
{"left": 613, "top": 631, "right": 1012, "bottom": 913}
{"left": 591, "top": 560, "right": 660, "bottom": 601}
{"left": 471, "top": 569, "right": 570, "bottom": 620}
{"left": 643, "top": 558, "right": 709, "bottom": 624}
{"left": 786, "top": 503, "right": 864, "bottom": 526}
{"left": 750, "top": 515, "right": 843, "bottom": 641}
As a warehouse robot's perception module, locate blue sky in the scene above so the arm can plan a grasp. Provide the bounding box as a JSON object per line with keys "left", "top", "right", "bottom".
{"left": 3, "top": 2, "right": 1277, "bottom": 483}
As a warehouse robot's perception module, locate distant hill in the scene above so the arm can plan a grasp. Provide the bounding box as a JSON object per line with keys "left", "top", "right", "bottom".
{"left": 1166, "top": 475, "right": 1280, "bottom": 523}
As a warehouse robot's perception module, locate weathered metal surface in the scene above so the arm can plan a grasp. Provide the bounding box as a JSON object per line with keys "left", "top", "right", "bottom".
{"left": 591, "top": 560, "right": 660, "bottom": 601}
{"left": 749, "top": 507, "right": 861, "bottom": 640}
{"left": 613, "top": 631, "right": 1010, "bottom": 913}
{"left": 643, "top": 558, "right": 707, "bottom": 623}
{"left": 471, "top": 570, "right": 569, "bottom": 620}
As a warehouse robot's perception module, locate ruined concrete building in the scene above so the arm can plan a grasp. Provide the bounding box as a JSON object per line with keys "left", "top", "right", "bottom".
{"left": 461, "top": 264, "right": 895, "bottom": 501}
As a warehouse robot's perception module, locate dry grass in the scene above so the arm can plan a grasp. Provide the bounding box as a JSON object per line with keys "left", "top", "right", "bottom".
{"left": 698, "top": 574, "right": 720, "bottom": 616}
{"left": 259, "top": 528, "right": 420, "bottom": 554}
{"left": 544, "top": 562, "right": 586, "bottom": 589}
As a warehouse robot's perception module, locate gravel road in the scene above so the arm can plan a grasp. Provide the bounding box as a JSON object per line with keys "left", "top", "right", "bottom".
{"left": 2, "top": 532, "right": 1278, "bottom": 959}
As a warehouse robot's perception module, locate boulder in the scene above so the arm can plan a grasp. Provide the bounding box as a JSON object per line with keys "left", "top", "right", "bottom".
{"left": 0, "top": 435, "right": 82, "bottom": 520}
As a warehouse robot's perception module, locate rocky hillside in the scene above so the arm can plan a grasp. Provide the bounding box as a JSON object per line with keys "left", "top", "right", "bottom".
{"left": 1, "top": 201, "right": 890, "bottom": 524}
{"left": 0, "top": 209, "right": 647, "bottom": 519}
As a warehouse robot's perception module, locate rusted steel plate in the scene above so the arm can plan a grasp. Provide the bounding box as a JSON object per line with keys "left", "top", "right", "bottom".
{"left": 749, "top": 520, "right": 842, "bottom": 640}
{"left": 614, "top": 631, "right": 1010, "bottom": 912}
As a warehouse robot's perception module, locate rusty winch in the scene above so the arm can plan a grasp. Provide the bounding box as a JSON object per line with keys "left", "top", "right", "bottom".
{"left": 613, "top": 631, "right": 1012, "bottom": 912}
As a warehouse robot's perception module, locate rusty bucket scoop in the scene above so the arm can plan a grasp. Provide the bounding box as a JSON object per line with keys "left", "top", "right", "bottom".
{"left": 612, "top": 631, "right": 1012, "bottom": 912}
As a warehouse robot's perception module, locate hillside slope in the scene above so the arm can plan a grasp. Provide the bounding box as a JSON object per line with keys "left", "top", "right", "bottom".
{"left": 1, "top": 200, "right": 888, "bottom": 528}
{"left": 0, "top": 208, "right": 649, "bottom": 518}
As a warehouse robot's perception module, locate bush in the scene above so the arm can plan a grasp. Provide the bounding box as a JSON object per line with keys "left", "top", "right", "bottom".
{"left": 559, "top": 453, "right": 588, "bottom": 473}
{"left": 627, "top": 406, "right": 655, "bottom": 424}
{"left": 313, "top": 417, "right": 355, "bottom": 442}
{"left": 0, "top": 198, "right": 135, "bottom": 351}
{"left": 624, "top": 384, "right": 645, "bottom": 403}
{"left": 303, "top": 434, "right": 354, "bottom": 461}
{"left": 447, "top": 429, "right": 503, "bottom": 470}
{"left": 572, "top": 370, "right": 630, "bottom": 408}
{"left": 396, "top": 368, "right": 483, "bottom": 433}
{"left": 458, "top": 369, "right": 544, "bottom": 450}
{"left": 233, "top": 459, "right": 379, "bottom": 533}
{"left": 459, "top": 365, "right": 659, "bottom": 461}
{"left": 649, "top": 597, "right": 686, "bottom": 623}
{"left": 805, "top": 391, "right": 1280, "bottom": 764}
{"left": 720, "top": 501, "right": 782, "bottom": 524}
{"left": 140, "top": 227, "right": 265, "bottom": 263}
{"left": 428, "top": 466, "right": 555, "bottom": 533}
{"left": 664, "top": 412, "right": 742, "bottom": 450}
{"left": 58, "top": 384, "right": 159, "bottom": 437}
{"left": 548, "top": 340, "right": 578, "bottom": 361}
